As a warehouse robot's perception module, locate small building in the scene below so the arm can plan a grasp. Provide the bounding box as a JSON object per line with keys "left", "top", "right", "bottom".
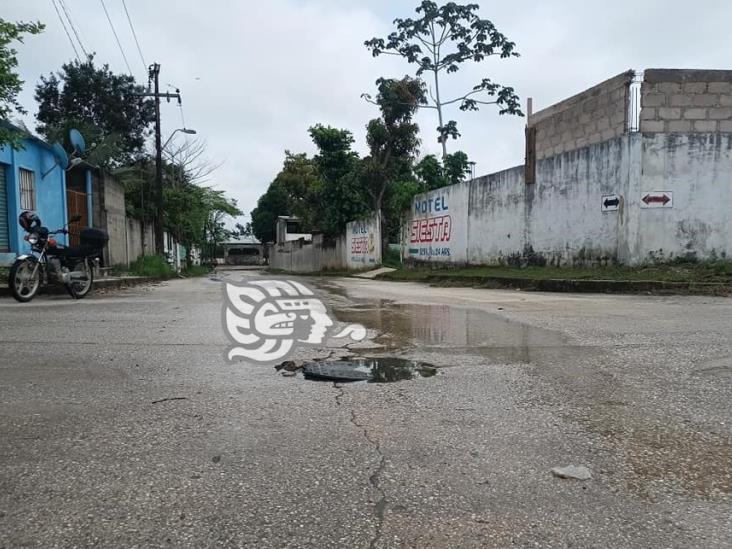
{"left": 223, "top": 235, "right": 264, "bottom": 265}
{"left": 275, "top": 216, "right": 312, "bottom": 243}
{"left": 0, "top": 125, "right": 69, "bottom": 265}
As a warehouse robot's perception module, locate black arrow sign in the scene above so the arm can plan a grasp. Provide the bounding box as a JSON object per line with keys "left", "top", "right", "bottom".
{"left": 603, "top": 197, "right": 620, "bottom": 209}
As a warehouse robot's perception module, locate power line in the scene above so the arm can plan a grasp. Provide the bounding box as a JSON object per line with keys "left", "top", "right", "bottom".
{"left": 121, "top": 0, "right": 147, "bottom": 70}
{"left": 57, "top": 0, "right": 88, "bottom": 58}
{"left": 50, "top": 0, "right": 80, "bottom": 61}
{"left": 99, "top": 0, "right": 133, "bottom": 75}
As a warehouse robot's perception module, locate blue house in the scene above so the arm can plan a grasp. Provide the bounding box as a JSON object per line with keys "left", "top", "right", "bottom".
{"left": 0, "top": 125, "right": 69, "bottom": 265}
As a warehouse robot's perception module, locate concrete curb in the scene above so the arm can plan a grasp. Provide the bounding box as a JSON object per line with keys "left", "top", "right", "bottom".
{"left": 377, "top": 274, "right": 732, "bottom": 296}
{"left": 0, "top": 276, "right": 161, "bottom": 298}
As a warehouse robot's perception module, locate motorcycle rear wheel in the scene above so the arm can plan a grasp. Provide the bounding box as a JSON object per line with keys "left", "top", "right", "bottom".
{"left": 9, "top": 258, "right": 41, "bottom": 303}
{"left": 66, "top": 259, "right": 94, "bottom": 299}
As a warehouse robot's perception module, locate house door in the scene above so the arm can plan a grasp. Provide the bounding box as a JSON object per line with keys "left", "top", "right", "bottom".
{"left": 0, "top": 165, "right": 9, "bottom": 252}
{"left": 66, "top": 189, "right": 88, "bottom": 247}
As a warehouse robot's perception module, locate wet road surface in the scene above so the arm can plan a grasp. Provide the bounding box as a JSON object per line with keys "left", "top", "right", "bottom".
{"left": 0, "top": 272, "right": 730, "bottom": 548}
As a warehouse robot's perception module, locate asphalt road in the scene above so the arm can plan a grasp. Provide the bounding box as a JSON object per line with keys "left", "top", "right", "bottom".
{"left": 0, "top": 272, "right": 730, "bottom": 548}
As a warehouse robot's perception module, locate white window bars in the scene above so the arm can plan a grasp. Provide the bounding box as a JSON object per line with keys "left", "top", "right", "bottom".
{"left": 19, "top": 168, "right": 36, "bottom": 210}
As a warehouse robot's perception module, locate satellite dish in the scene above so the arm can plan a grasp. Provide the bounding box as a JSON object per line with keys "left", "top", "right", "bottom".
{"left": 42, "top": 143, "right": 70, "bottom": 179}
{"left": 52, "top": 143, "right": 70, "bottom": 170}
{"left": 69, "top": 129, "right": 86, "bottom": 155}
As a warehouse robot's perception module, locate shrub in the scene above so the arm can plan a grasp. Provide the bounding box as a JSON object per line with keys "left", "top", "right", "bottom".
{"left": 128, "top": 255, "right": 174, "bottom": 279}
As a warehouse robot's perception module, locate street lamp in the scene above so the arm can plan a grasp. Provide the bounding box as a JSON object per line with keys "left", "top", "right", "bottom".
{"left": 155, "top": 127, "right": 196, "bottom": 254}
{"left": 162, "top": 127, "right": 197, "bottom": 152}
{"left": 163, "top": 128, "right": 197, "bottom": 188}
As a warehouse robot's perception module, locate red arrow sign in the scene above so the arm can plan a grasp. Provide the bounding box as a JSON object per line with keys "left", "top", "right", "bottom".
{"left": 642, "top": 193, "right": 671, "bottom": 205}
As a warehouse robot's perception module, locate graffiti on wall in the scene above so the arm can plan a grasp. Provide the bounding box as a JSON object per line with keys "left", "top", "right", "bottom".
{"left": 348, "top": 218, "right": 378, "bottom": 265}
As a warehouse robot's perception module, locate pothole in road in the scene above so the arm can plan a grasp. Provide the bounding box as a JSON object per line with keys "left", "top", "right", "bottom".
{"left": 299, "top": 357, "right": 437, "bottom": 383}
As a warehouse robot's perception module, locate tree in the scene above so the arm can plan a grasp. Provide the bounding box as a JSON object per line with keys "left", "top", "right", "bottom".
{"left": 250, "top": 180, "right": 290, "bottom": 244}
{"left": 34, "top": 55, "right": 154, "bottom": 165}
{"left": 365, "top": 1, "right": 522, "bottom": 156}
{"left": 271, "top": 151, "right": 321, "bottom": 230}
{"left": 443, "top": 150, "right": 471, "bottom": 184}
{"left": 0, "top": 19, "right": 44, "bottom": 148}
{"left": 309, "top": 124, "right": 370, "bottom": 235}
{"left": 384, "top": 178, "right": 422, "bottom": 245}
{"left": 363, "top": 77, "right": 424, "bottom": 212}
{"left": 415, "top": 151, "right": 471, "bottom": 190}
{"left": 248, "top": 151, "right": 324, "bottom": 243}
{"left": 200, "top": 188, "right": 242, "bottom": 261}
{"left": 249, "top": 128, "right": 372, "bottom": 244}
{"left": 165, "top": 182, "right": 241, "bottom": 266}
{"left": 363, "top": 77, "right": 424, "bottom": 252}
{"left": 164, "top": 137, "right": 222, "bottom": 186}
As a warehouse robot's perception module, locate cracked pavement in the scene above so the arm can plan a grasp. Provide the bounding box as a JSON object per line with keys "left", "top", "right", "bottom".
{"left": 0, "top": 272, "right": 730, "bottom": 548}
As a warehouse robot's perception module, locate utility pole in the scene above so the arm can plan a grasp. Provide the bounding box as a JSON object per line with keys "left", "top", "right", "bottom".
{"left": 151, "top": 63, "right": 163, "bottom": 254}
{"left": 137, "top": 63, "right": 181, "bottom": 255}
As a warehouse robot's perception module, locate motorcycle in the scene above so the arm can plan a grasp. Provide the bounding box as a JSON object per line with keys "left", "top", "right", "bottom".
{"left": 9, "top": 211, "right": 109, "bottom": 303}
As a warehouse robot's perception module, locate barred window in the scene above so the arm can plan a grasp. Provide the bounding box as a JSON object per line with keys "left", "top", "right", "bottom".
{"left": 19, "top": 169, "right": 36, "bottom": 210}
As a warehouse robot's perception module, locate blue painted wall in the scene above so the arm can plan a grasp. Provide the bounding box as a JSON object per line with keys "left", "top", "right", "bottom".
{"left": 0, "top": 136, "right": 68, "bottom": 265}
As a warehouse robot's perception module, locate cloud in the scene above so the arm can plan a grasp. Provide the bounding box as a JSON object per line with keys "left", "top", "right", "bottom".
{"left": 6, "top": 0, "right": 732, "bottom": 224}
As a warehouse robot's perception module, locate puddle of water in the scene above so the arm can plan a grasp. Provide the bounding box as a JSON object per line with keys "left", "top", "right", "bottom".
{"left": 302, "top": 357, "right": 437, "bottom": 383}
{"left": 333, "top": 303, "right": 563, "bottom": 363}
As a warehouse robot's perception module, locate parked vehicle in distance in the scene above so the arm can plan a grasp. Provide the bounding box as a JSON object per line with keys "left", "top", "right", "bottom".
{"left": 8, "top": 211, "right": 108, "bottom": 302}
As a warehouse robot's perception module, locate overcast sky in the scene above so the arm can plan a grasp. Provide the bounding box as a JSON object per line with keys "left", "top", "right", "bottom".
{"left": 5, "top": 0, "right": 732, "bottom": 223}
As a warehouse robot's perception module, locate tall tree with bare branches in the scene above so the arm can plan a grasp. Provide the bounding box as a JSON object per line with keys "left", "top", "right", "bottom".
{"left": 365, "top": 1, "right": 522, "bottom": 156}
{"left": 163, "top": 137, "right": 222, "bottom": 187}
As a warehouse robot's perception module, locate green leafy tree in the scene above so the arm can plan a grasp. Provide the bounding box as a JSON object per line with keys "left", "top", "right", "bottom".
{"left": 250, "top": 181, "right": 290, "bottom": 244}
{"left": 272, "top": 152, "right": 321, "bottom": 230}
{"left": 413, "top": 154, "right": 443, "bottom": 190}
{"left": 365, "top": 1, "right": 522, "bottom": 156}
{"left": 415, "top": 150, "right": 471, "bottom": 190}
{"left": 249, "top": 151, "right": 325, "bottom": 243}
{"left": 363, "top": 77, "right": 424, "bottom": 212}
{"left": 384, "top": 178, "right": 422, "bottom": 244}
{"left": 34, "top": 55, "right": 154, "bottom": 165}
{"left": 443, "top": 150, "right": 471, "bottom": 184}
{"left": 165, "top": 182, "right": 241, "bottom": 265}
{"left": 201, "top": 188, "right": 242, "bottom": 261}
{"left": 309, "top": 124, "right": 370, "bottom": 235}
{"left": 116, "top": 153, "right": 240, "bottom": 265}
{"left": 0, "top": 18, "right": 44, "bottom": 148}
{"left": 363, "top": 77, "right": 424, "bottom": 252}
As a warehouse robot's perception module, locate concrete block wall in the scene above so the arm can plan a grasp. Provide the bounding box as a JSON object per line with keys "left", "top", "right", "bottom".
{"left": 528, "top": 71, "right": 633, "bottom": 160}
{"left": 406, "top": 138, "right": 628, "bottom": 267}
{"left": 404, "top": 130, "right": 732, "bottom": 266}
{"left": 631, "top": 133, "right": 732, "bottom": 261}
{"left": 402, "top": 68, "right": 732, "bottom": 267}
{"left": 467, "top": 166, "right": 525, "bottom": 264}
{"left": 102, "top": 174, "right": 127, "bottom": 266}
{"left": 269, "top": 238, "right": 321, "bottom": 273}
{"left": 641, "top": 69, "right": 732, "bottom": 133}
{"left": 268, "top": 213, "right": 381, "bottom": 273}
{"left": 528, "top": 139, "right": 627, "bottom": 265}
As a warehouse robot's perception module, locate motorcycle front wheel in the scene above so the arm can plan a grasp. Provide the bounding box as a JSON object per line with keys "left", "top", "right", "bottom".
{"left": 9, "top": 258, "right": 41, "bottom": 303}
{"left": 66, "top": 258, "right": 94, "bottom": 299}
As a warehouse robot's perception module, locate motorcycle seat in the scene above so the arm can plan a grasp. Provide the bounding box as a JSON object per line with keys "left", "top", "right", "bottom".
{"left": 48, "top": 245, "right": 101, "bottom": 258}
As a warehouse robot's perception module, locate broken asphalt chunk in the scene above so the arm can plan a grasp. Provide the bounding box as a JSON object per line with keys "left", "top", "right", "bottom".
{"left": 551, "top": 465, "right": 592, "bottom": 480}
